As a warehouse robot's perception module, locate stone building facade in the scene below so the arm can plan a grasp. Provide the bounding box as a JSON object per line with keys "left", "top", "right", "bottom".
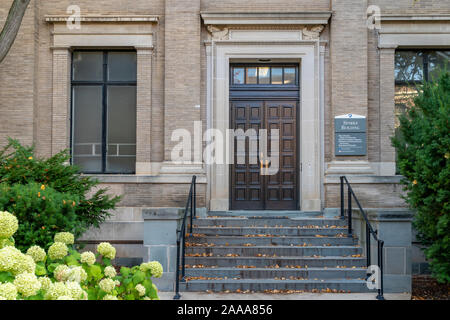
{"left": 1, "top": 0, "right": 449, "bottom": 288}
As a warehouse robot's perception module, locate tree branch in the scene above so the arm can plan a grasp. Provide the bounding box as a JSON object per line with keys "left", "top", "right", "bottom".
{"left": 0, "top": 0, "right": 31, "bottom": 64}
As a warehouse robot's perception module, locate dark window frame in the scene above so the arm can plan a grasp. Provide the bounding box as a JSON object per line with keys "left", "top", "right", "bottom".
{"left": 230, "top": 63, "right": 299, "bottom": 89}
{"left": 70, "top": 49, "right": 137, "bottom": 174}
{"left": 395, "top": 49, "right": 450, "bottom": 86}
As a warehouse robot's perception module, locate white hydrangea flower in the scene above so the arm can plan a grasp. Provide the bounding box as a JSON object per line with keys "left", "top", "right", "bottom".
{"left": 65, "top": 281, "right": 84, "bottom": 300}
{"left": 140, "top": 261, "right": 163, "bottom": 278}
{"left": 0, "top": 211, "right": 18, "bottom": 239}
{"left": 38, "top": 277, "right": 52, "bottom": 291}
{"left": 13, "top": 272, "right": 41, "bottom": 297}
{"left": 57, "top": 295, "right": 74, "bottom": 300}
{"left": 0, "top": 282, "right": 17, "bottom": 300}
{"left": 80, "top": 251, "right": 96, "bottom": 265}
{"left": 26, "top": 246, "right": 46, "bottom": 263}
{"left": 66, "top": 266, "right": 87, "bottom": 283}
{"left": 54, "top": 232, "right": 74, "bottom": 245}
{"left": 103, "top": 294, "right": 118, "bottom": 300}
{"left": 99, "top": 278, "right": 117, "bottom": 294}
{"left": 54, "top": 265, "right": 69, "bottom": 282}
{"left": 96, "top": 242, "right": 116, "bottom": 260}
{"left": 104, "top": 266, "right": 116, "bottom": 278}
{"left": 135, "top": 284, "right": 146, "bottom": 296}
{"left": 45, "top": 282, "right": 71, "bottom": 300}
{"left": 48, "top": 242, "right": 68, "bottom": 260}
{"left": 0, "top": 246, "right": 35, "bottom": 275}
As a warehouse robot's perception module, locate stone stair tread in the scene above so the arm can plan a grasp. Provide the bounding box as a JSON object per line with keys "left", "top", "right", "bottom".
{"left": 185, "top": 267, "right": 367, "bottom": 271}
{"left": 187, "top": 245, "right": 359, "bottom": 249}
{"left": 183, "top": 279, "right": 367, "bottom": 284}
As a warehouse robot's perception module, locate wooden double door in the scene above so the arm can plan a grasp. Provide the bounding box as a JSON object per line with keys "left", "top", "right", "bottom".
{"left": 230, "top": 99, "right": 299, "bottom": 210}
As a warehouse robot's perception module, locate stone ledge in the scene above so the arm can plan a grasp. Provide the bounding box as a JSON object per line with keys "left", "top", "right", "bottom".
{"left": 83, "top": 174, "right": 207, "bottom": 184}
{"left": 45, "top": 15, "right": 159, "bottom": 23}
{"left": 324, "top": 175, "right": 403, "bottom": 184}
{"left": 366, "top": 209, "right": 414, "bottom": 222}
{"left": 142, "top": 208, "right": 184, "bottom": 221}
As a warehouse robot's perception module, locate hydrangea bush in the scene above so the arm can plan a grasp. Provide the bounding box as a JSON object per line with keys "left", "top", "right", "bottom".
{"left": 0, "top": 211, "right": 162, "bottom": 300}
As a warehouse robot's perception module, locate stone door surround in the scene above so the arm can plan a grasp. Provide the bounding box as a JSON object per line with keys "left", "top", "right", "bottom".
{"left": 202, "top": 12, "right": 330, "bottom": 212}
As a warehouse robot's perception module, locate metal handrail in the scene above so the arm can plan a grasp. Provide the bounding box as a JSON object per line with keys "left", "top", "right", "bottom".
{"left": 340, "top": 176, "right": 385, "bottom": 300}
{"left": 173, "top": 175, "right": 197, "bottom": 300}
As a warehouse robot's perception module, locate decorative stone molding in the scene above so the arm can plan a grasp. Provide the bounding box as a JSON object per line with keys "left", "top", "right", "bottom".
{"left": 206, "top": 25, "right": 230, "bottom": 40}
{"left": 206, "top": 24, "right": 325, "bottom": 41}
{"left": 201, "top": 12, "right": 332, "bottom": 25}
{"left": 45, "top": 15, "right": 159, "bottom": 23}
{"left": 302, "top": 25, "right": 325, "bottom": 40}
{"left": 378, "top": 14, "right": 450, "bottom": 48}
{"left": 203, "top": 12, "right": 330, "bottom": 41}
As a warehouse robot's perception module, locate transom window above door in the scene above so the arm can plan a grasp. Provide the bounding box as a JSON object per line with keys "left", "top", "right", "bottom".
{"left": 71, "top": 51, "right": 137, "bottom": 174}
{"left": 231, "top": 65, "right": 298, "bottom": 86}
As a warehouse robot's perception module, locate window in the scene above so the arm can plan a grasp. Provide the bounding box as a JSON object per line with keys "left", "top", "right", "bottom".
{"left": 231, "top": 65, "right": 298, "bottom": 86}
{"left": 71, "top": 51, "right": 137, "bottom": 174}
{"left": 394, "top": 50, "right": 450, "bottom": 173}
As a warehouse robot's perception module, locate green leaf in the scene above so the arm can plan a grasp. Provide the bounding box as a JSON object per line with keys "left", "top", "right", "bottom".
{"left": 89, "top": 264, "right": 103, "bottom": 281}
{"left": 35, "top": 262, "right": 47, "bottom": 276}
{"left": 132, "top": 270, "right": 145, "bottom": 285}
{"left": 103, "top": 257, "right": 112, "bottom": 266}
{"left": 0, "top": 271, "right": 14, "bottom": 283}
{"left": 47, "top": 263, "right": 60, "bottom": 274}
{"left": 120, "top": 267, "right": 131, "bottom": 277}
{"left": 65, "top": 255, "right": 79, "bottom": 266}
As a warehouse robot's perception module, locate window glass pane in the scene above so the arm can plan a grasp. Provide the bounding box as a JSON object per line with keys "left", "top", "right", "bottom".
{"left": 246, "top": 67, "right": 257, "bottom": 84}
{"left": 107, "top": 52, "right": 137, "bottom": 82}
{"left": 284, "top": 67, "right": 296, "bottom": 84}
{"left": 73, "top": 52, "right": 103, "bottom": 81}
{"left": 272, "top": 67, "right": 283, "bottom": 84}
{"left": 72, "top": 86, "right": 103, "bottom": 172}
{"left": 106, "top": 86, "right": 137, "bottom": 173}
{"left": 395, "top": 51, "right": 424, "bottom": 82}
{"left": 258, "top": 67, "right": 270, "bottom": 84}
{"left": 427, "top": 51, "right": 450, "bottom": 81}
{"left": 233, "top": 68, "right": 245, "bottom": 84}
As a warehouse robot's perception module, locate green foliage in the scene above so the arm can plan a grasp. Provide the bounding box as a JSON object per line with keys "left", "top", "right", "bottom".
{"left": 0, "top": 138, "right": 121, "bottom": 249}
{"left": 391, "top": 69, "right": 450, "bottom": 283}
{"left": 0, "top": 183, "right": 79, "bottom": 251}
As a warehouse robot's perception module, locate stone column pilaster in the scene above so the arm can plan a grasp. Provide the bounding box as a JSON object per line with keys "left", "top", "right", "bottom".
{"left": 51, "top": 47, "right": 71, "bottom": 155}
{"left": 135, "top": 47, "right": 154, "bottom": 174}
{"left": 378, "top": 45, "right": 398, "bottom": 176}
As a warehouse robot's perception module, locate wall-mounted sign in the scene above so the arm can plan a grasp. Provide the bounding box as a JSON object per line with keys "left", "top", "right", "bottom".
{"left": 335, "top": 114, "right": 367, "bottom": 156}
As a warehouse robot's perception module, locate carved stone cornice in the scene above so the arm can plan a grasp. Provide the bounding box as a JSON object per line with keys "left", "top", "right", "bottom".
{"left": 206, "top": 24, "right": 326, "bottom": 41}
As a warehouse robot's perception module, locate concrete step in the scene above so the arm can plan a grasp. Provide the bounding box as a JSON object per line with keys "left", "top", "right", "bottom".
{"left": 184, "top": 267, "right": 368, "bottom": 280}
{"left": 180, "top": 279, "right": 371, "bottom": 293}
{"left": 185, "top": 256, "right": 366, "bottom": 268}
{"left": 185, "top": 245, "right": 363, "bottom": 257}
{"left": 193, "top": 217, "right": 347, "bottom": 228}
{"left": 207, "top": 211, "right": 327, "bottom": 218}
{"left": 187, "top": 235, "right": 357, "bottom": 246}
{"left": 192, "top": 226, "right": 347, "bottom": 237}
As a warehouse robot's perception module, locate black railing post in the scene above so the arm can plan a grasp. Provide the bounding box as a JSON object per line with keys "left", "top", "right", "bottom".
{"left": 340, "top": 176, "right": 345, "bottom": 219}
{"left": 366, "top": 224, "right": 371, "bottom": 268}
{"left": 377, "top": 240, "right": 385, "bottom": 300}
{"left": 189, "top": 191, "right": 194, "bottom": 234}
{"left": 173, "top": 237, "right": 181, "bottom": 300}
{"left": 347, "top": 186, "right": 352, "bottom": 237}
{"left": 193, "top": 177, "right": 197, "bottom": 218}
{"left": 181, "top": 226, "right": 186, "bottom": 282}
